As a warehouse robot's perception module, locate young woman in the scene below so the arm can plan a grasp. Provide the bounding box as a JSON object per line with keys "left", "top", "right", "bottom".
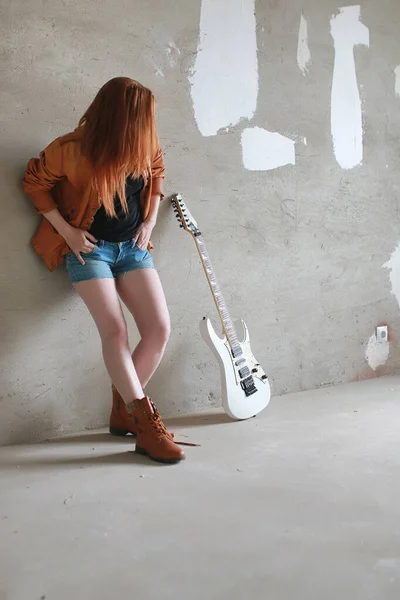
{"left": 22, "top": 77, "right": 185, "bottom": 464}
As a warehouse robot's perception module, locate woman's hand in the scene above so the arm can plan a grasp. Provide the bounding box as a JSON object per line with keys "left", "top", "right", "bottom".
{"left": 134, "top": 219, "right": 155, "bottom": 250}
{"left": 63, "top": 226, "right": 98, "bottom": 265}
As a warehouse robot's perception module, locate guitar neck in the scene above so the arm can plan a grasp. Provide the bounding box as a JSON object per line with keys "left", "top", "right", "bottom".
{"left": 194, "top": 235, "right": 240, "bottom": 349}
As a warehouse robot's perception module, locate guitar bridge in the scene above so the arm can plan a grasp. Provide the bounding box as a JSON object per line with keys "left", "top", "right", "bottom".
{"left": 241, "top": 376, "right": 257, "bottom": 397}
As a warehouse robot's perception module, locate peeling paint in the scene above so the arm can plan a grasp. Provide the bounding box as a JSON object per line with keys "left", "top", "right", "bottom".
{"left": 394, "top": 65, "right": 400, "bottom": 97}
{"left": 330, "top": 6, "right": 369, "bottom": 170}
{"left": 190, "top": 0, "right": 258, "bottom": 136}
{"left": 166, "top": 42, "right": 181, "bottom": 68}
{"left": 241, "top": 127, "right": 295, "bottom": 171}
{"left": 297, "top": 13, "right": 311, "bottom": 75}
{"left": 383, "top": 242, "right": 400, "bottom": 310}
{"left": 365, "top": 333, "right": 389, "bottom": 371}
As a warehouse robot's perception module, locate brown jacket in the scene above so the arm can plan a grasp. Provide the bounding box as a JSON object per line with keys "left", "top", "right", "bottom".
{"left": 22, "top": 128, "right": 165, "bottom": 271}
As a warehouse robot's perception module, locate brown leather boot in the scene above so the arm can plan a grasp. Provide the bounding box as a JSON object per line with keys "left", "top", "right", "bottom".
{"left": 109, "top": 386, "right": 138, "bottom": 437}
{"left": 126, "top": 397, "right": 185, "bottom": 464}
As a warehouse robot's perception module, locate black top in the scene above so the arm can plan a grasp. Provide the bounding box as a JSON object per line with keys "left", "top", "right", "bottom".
{"left": 89, "top": 175, "right": 144, "bottom": 242}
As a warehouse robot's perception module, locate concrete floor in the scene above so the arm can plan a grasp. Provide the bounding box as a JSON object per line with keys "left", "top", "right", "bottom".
{"left": 0, "top": 377, "right": 399, "bottom": 600}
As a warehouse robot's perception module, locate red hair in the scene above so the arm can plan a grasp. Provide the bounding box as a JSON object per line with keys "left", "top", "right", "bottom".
{"left": 79, "top": 77, "right": 157, "bottom": 216}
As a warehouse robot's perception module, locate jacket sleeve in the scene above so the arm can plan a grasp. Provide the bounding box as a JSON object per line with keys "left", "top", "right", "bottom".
{"left": 22, "top": 138, "right": 65, "bottom": 214}
{"left": 151, "top": 144, "right": 165, "bottom": 199}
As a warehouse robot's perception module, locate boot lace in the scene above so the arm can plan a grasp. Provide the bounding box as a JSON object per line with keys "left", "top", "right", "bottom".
{"left": 151, "top": 405, "right": 172, "bottom": 439}
{"left": 142, "top": 402, "right": 199, "bottom": 447}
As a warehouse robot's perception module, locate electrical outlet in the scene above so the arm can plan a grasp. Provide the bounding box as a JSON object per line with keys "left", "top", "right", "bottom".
{"left": 376, "top": 326, "right": 388, "bottom": 343}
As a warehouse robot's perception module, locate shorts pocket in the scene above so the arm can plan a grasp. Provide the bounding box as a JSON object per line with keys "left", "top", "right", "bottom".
{"left": 133, "top": 240, "right": 147, "bottom": 253}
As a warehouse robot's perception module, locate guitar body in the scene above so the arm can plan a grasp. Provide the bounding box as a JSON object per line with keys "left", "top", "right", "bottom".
{"left": 172, "top": 193, "right": 271, "bottom": 421}
{"left": 200, "top": 317, "right": 271, "bottom": 420}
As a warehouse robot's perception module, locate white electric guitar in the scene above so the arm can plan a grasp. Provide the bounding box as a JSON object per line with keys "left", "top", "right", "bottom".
{"left": 172, "top": 193, "right": 271, "bottom": 420}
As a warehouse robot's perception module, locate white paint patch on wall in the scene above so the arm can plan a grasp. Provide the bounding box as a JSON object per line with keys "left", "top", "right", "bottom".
{"left": 394, "top": 65, "right": 400, "bottom": 97}
{"left": 365, "top": 333, "right": 389, "bottom": 371}
{"left": 166, "top": 42, "right": 181, "bottom": 68}
{"left": 383, "top": 242, "right": 400, "bottom": 310}
{"left": 190, "top": 0, "right": 258, "bottom": 136}
{"left": 241, "top": 127, "right": 295, "bottom": 171}
{"left": 330, "top": 6, "right": 369, "bottom": 170}
{"left": 297, "top": 13, "right": 311, "bottom": 75}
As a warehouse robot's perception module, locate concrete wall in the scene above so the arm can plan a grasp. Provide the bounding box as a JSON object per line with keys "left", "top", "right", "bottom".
{"left": 1, "top": 0, "right": 400, "bottom": 444}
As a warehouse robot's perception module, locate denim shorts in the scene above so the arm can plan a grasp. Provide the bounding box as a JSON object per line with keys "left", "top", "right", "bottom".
{"left": 65, "top": 239, "right": 155, "bottom": 283}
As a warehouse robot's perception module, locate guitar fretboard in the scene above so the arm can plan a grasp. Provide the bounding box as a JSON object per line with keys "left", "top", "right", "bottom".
{"left": 195, "top": 235, "right": 241, "bottom": 352}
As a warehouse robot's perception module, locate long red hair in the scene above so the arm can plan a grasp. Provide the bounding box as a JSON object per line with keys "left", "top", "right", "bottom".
{"left": 79, "top": 77, "right": 157, "bottom": 217}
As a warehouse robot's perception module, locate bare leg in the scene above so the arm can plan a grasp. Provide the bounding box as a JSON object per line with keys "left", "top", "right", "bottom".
{"left": 73, "top": 278, "right": 143, "bottom": 403}
{"left": 117, "top": 269, "right": 170, "bottom": 388}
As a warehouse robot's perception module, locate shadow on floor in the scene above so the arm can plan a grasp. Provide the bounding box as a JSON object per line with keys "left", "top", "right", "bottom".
{"left": 0, "top": 450, "right": 167, "bottom": 471}
{"left": 165, "top": 411, "right": 233, "bottom": 429}
{"left": 43, "top": 432, "right": 135, "bottom": 445}
{"left": 0, "top": 412, "right": 231, "bottom": 472}
{"left": 33, "top": 412, "right": 232, "bottom": 447}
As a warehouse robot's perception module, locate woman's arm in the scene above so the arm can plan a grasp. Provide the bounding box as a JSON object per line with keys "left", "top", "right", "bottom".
{"left": 134, "top": 141, "right": 165, "bottom": 249}
{"left": 42, "top": 208, "right": 74, "bottom": 239}
{"left": 22, "top": 139, "right": 64, "bottom": 214}
{"left": 23, "top": 139, "right": 97, "bottom": 265}
{"left": 42, "top": 208, "right": 97, "bottom": 265}
{"left": 145, "top": 193, "right": 161, "bottom": 225}
{"left": 135, "top": 194, "right": 161, "bottom": 250}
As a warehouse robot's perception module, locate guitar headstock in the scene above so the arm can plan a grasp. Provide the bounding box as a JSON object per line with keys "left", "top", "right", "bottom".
{"left": 171, "top": 193, "right": 201, "bottom": 237}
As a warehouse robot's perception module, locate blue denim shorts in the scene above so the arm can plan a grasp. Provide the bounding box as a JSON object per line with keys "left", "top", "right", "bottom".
{"left": 65, "top": 239, "right": 155, "bottom": 283}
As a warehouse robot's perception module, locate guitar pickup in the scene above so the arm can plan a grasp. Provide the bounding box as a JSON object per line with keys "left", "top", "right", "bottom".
{"left": 239, "top": 366, "right": 250, "bottom": 379}
{"left": 235, "top": 358, "right": 246, "bottom": 367}
{"left": 231, "top": 346, "right": 243, "bottom": 358}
